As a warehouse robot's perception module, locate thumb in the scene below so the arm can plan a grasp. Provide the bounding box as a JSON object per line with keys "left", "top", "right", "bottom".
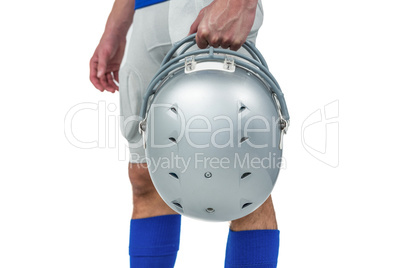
{"left": 97, "top": 50, "right": 108, "bottom": 78}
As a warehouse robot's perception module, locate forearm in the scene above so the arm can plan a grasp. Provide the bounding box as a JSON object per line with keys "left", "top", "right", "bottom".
{"left": 212, "top": 0, "right": 258, "bottom": 28}
{"left": 228, "top": 0, "right": 258, "bottom": 10}
{"left": 217, "top": 0, "right": 258, "bottom": 15}
{"left": 104, "top": 0, "right": 135, "bottom": 38}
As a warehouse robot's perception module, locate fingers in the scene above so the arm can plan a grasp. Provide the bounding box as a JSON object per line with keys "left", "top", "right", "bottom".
{"left": 89, "top": 63, "right": 118, "bottom": 93}
{"left": 195, "top": 29, "right": 244, "bottom": 51}
{"left": 195, "top": 29, "right": 210, "bottom": 49}
{"left": 229, "top": 39, "right": 243, "bottom": 51}
{"left": 96, "top": 50, "right": 117, "bottom": 92}
{"left": 89, "top": 51, "right": 119, "bottom": 93}
{"left": 220, "top": 37, "right": 231, "bottom": 49}
{"left": 189, "top": 11, "right": 245, "bottom": 50}
{"left": 189, "top": 0, "right": 256, "bottom": 51}
{"left": 106, "top": 73, "right": 118, "bottom": 93}
{"left": 97, "top": 50, "right": 107, "bottom": 78}
{"left": 207, "top": 34, "right": 222, "bottom": 48}
{"left": 89, "top": 55, "right": 104, "bottom": 92}
{"left": 195, "top": 24, "right": 225, "bottom": 49}
{"left": 113, "top": 70, "right": 119, "bottom": 84}
{"left": 190, "top": 10, "right": 210, "bottom": 49}
{"left": 191, "top": 8, "right": 225, "bottom": 49}
{"left": 98, "top": 71, "right": 117, "bottom": 93}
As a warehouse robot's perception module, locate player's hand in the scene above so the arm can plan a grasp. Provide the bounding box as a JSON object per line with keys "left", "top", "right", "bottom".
{"left": 189, "top": 0, "right": 258, "bottom": 51}
{"left": 90, "top": 33, "right": 126, "bottom": 93}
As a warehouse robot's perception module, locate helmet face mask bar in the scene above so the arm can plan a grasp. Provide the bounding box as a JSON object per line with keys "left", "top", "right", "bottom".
{"left": 139, "top": 34, "right": 290, "bottom": 222}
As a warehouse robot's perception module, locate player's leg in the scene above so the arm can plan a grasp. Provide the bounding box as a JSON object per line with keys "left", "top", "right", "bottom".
{"left": 230, "top": 195, "right": 277, "bottom": 231}
{"left": 127, "top": 163, "right": 180, "bottom": 268}
{"left": 224, "top": 2, "right": 280, "bottom": 266}
{"left": 225, "top": 197, "right": 280, "bottom": 268}
{"left": 119, "top": 2, "right": 181, "bottom": 267}
{"left": 129, "top": 163, "right": 178, "bottom": 219}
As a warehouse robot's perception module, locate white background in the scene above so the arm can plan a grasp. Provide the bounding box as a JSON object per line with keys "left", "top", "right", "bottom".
{"left": 1, "top": 0, "right": 401, "bottom": 267}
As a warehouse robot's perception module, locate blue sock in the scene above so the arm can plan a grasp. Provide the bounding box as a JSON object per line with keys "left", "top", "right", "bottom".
{"left": 129, "top": 215, "right": 181, "bottom": 268}
{"left": 225, "top": 229, "right": 280, "bottom": 268}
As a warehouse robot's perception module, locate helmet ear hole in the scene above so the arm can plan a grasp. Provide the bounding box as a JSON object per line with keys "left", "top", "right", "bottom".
{"left": 169, "top": 137, "right": 177, "bottom": 143}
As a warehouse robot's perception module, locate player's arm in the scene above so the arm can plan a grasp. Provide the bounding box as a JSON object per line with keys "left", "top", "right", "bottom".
{"left": 90, "top": 0, "right": 135, "bottom": 93}
{"left": 189, "top": 0, "right": 258, "bottom": 51}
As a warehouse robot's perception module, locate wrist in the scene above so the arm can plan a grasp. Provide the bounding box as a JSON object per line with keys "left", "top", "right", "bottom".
{"left": 240, "top": 0, "right": 258, "bottom": 10}
{"left": 216, "top": 0, "right": 258, "bottom": 13}
{"left": 100, "top": 31, "right": 126, "bottom": 47}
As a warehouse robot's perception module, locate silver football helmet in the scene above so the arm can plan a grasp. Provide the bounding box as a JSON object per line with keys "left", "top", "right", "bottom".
{"left": 139, "top": 34, "right": 290, "bottom": 222}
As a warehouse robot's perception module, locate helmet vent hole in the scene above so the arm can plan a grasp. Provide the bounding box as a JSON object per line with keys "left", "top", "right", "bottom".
{"left": 240, "top": 137, "right": 249, "bottom": 143}
{"left": 238, "top": 102, "right": 248, "bottom": 113}
{"left": 169, "top": 137, "right": 177, "bottom": 143}
{"left": 169, "top": 172, "right": 179, "bottom": 179}
{"left": 172, "top": 202, "right": 183, "bottom": 209}
{"left": 170, "top": 107, "right": 177, "bottom": 114}
{"left": 242, "top": 202, "right": 253, "bottom": 209}
{"left": 206, "top": 208, "right": 215, "bottom": 213}
{"left": 241, "top": 172, "right": 251, "bottom": 179}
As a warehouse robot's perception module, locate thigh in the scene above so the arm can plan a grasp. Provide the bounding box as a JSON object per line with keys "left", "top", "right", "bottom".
{"left": 119, "top": 1, "right": 172, "bottom": 163}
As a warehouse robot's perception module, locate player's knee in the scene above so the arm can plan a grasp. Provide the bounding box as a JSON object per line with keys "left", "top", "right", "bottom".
{"left": 128, "top": 163, "right": 155, "bottom": 199}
